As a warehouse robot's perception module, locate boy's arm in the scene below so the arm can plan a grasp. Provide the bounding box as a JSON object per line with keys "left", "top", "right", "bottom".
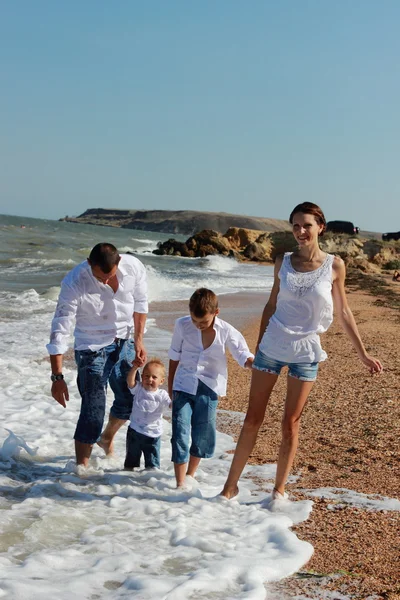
{"left": 167, "top": 318, "right": 183, "bottom": 397}
{"left": 127, "top": 358, "right": 142, "bottom": 388}
{"left": 168, "top": 360, "right": 179, "bottom": 397}
{"left": 225, "top": 327, "right": 254, "bottom": 369}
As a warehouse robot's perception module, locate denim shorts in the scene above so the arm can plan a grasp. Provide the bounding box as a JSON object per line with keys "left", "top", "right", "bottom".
{"left": 171, "top": 379, "right": 218, "bottom": 464}
{"left": 125, "top": 427, "right": 161, "bottom": 469}
{"left": 74, "top": 338, "right": 136, "bottom": 444}
{"left": 253, "top": 349, "right": 319, "bottom": 382}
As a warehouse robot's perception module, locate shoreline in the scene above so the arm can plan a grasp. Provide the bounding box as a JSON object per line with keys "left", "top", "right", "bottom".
{"left": 150, "top": 289, "right": 267, "bottom": 335}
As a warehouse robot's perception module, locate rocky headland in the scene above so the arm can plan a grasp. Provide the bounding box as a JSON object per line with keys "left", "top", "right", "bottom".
{"left": 60, "top": 208, "right": 291, "bottom": 235}
{"left": 153, "top": 227, "right": 400, "bottom": 273}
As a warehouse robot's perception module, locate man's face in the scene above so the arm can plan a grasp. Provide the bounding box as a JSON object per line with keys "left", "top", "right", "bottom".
{"left": 89, "top": 263, "right": 119, "bottom": 285}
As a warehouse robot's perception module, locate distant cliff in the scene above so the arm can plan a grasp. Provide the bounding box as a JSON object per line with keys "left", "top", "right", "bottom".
{"left": 60, "top": 208, "right": 290, "bottom": 235}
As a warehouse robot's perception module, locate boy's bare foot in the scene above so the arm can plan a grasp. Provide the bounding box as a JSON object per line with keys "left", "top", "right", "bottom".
{"left": 97, "top": 436, "right": 114, "bottom": 457}
{"left": 220, "top": 485, "right": 239, "bottom": 500}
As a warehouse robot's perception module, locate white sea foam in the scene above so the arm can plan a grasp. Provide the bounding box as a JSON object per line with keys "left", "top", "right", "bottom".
{"left": 145, "top": 262, "right": 273, "bottom": 303}
{"left": 203, "top": 255, "right": 237, "bottom": 272}
{"left": 7, "top": 257, "right": 75, "bottom": 272}
{"left": 0, "top": 415, "right": 314, "bottom": 600}
{"left": 302, "top": 487, "right": 400, "bottom": 512}
{"left": 0, "top": 284, "right": 314, "bottom": 599}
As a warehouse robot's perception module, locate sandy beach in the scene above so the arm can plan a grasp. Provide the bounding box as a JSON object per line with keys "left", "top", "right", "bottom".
{"left": 217, "top": 271, "right": 400, "bottom": 599}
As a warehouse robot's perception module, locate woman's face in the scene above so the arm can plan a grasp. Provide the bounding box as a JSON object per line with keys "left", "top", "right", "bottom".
{"left": 291, "top": 212, "right": 323, "bottom": 246}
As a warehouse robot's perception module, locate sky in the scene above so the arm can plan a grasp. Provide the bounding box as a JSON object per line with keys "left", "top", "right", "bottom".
{"left": 0, "top": 1, "right": 399, "bottom": 232}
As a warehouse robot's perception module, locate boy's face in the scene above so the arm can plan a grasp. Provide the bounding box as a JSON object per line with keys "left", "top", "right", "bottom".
{"left": 142, "top": 364, "right": 165, "bottom": 391}
{"left": 190, "top": 309, "right": 219, "bottom": 331}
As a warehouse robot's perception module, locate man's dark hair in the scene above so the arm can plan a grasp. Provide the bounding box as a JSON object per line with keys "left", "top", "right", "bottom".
{"left": 89, "top": 243, "right": 120, "bottom": 273}
{"left": 189, "top": 288, "right": 219, "bottom": 317}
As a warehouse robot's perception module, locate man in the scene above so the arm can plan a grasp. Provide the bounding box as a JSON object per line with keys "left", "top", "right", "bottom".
{"left": 47, "top": 242, "right": 148, "bottom": 466}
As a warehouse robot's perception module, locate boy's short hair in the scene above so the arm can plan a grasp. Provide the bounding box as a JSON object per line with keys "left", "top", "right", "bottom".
{"left": 143, "top": 357, "right": 166, "bottom": 377}
{"left": 189, "top": 288, "right": 218, "bottom": 317}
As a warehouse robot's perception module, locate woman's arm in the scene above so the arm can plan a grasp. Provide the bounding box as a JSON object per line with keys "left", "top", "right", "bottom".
{"left": 255, "top": 256, "right": 282, "bottom": 353}
{"left": 332, "top": 256, "right": 383, "bottom": 373}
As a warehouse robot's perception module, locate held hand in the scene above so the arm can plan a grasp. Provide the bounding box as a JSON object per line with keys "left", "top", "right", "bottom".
{"left": 134, "top": 340, "right": 147, "bottom": 367}
{"left": 244, "top": 357, "right": 254, "bottom": 369}
{"left": 132, "top": 357, "right": 142, "bottom": 369}
{"left": 51, "top": 379, "right": 69, "bottom": 408}
{"left": 361, "top": 354, "right": 383, "bottom": 375}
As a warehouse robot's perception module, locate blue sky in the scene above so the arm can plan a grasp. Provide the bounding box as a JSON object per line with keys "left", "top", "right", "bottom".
{"left": 0, "top": 1, "right": 399, "bottom": 232}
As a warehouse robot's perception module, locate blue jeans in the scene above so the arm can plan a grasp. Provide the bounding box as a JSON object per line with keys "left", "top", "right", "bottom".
{"left": 171, "top": 379, "right": 218, "bottom": 464}
{"left": 253, "top": 349, "right": 319, "bottom": 382}
{"left": 125, "top": 427, "right": 161, "bottom": 469}
{"left": 74, "top": 339, "right": 136, "bottom": 444}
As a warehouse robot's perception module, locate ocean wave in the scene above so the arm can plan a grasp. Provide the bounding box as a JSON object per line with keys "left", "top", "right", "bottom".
{"left": 145, "top": 263, "right": 273, "bottom": 303}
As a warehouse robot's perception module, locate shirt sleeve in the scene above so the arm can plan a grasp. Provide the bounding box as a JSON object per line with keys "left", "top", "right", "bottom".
{"left": 162, "top": 389, "right": 172, "bottom": 408}
{"left": 168, "top": 319, "right": 183, "bottom": 361}
{"left": 225, "top": 324, "right": 254, "bottom": 368}
{"left": 132, "top": 260, "right": 148, "bottom": 314}
{"left": 46, "top": 280, "right": 80, "bottom": 355}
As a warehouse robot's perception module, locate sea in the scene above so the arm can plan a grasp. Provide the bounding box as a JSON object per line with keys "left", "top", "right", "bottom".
{"left": 0, "top": 214, "right": 316, "bottom": 600}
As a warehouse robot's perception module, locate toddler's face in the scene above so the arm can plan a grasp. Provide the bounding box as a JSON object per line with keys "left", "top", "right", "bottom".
{"left": 190, "top": 310, "right": 218, "bottom": 331}
{"left": 142, "top": 364, "right": 165, "bottom": 391}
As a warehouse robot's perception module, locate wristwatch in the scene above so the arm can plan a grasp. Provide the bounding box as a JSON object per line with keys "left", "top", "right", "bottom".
{"left": 51, "top": 373, "right": 64, "bottom": 382}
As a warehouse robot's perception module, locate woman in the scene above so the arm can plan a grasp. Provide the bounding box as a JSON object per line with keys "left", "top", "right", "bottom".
{"left": 221, "top": 202, "right": 382, "bottom": 501}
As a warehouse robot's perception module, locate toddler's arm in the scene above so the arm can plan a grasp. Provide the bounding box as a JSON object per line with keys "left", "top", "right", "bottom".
{"left": 126, "top": 357, "right": 142, "bottom": 389}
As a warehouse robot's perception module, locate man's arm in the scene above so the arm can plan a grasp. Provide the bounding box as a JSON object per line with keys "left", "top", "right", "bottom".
{"left": 50, "top": 354, "right": 69, "bottom": 408}
{"left": 133, "top": 312, "right": 147, "bottom": 366}
{"left": 131, "top": 258, "right": 149, "bottom": 366}
{"left": 47, "top": 279, "right": 79, "bottom": 408}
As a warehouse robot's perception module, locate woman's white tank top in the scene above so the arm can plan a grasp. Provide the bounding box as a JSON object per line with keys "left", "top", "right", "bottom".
{"left": 259, "top": 252, "right": 334, "bottom": 363}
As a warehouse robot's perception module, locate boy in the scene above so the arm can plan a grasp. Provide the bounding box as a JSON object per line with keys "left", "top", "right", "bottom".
{"left": 168, "top": 288, "right": 253, "bottom": 488}
{"left": 125, "top": 358, "right": 171, "bottom": 470}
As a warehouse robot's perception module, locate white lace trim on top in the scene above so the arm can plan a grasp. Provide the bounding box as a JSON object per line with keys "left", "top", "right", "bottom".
{"left": 284, "top": 253, "right": 334, "bottom": 298}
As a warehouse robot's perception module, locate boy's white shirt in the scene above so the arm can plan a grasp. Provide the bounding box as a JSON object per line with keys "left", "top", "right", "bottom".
{"left": 128, "top": 383, "right": 171, "bottom": 438}
{"left": 168, "top": 315, "right": 253, "bottom": 396}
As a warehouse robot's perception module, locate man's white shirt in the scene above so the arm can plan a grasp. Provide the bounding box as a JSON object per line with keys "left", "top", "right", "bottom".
{"left": 128, "top": 383, "right": 171, "bottom": 438}
{"left": 47, "top": 254, "right": 148, "bottom": 354}
{"left": 168, "top": 316, "right": 253, "bottom": 396}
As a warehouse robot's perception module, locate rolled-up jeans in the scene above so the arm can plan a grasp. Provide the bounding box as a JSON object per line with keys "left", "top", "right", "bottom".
{"left": 74, "top": 338, "right": 136, "bottom": 444}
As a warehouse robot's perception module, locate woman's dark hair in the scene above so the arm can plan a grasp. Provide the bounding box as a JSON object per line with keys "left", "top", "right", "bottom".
{"left": 89, "top": 243, "right": 120, "bottom": 273}
{"left": 189, "top": 288, "right": 219, "bottom": 317}
{"left": 289, "top": 202, "right": 327, "bottom": 235}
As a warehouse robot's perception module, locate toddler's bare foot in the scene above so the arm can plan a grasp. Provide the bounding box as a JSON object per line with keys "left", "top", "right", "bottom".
{"left": 220, "top": 485, "right": 239, "bottom": 500}
{"left": 97, "top": 436, "right": 114, "bottom": 457}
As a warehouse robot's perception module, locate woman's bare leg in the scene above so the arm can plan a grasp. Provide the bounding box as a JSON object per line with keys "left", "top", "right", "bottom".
{"left": 221, "top": 370, "right": 279, "bottom": 498}
{"left": 274, "top": 376, "right": 314, "bottom": 495}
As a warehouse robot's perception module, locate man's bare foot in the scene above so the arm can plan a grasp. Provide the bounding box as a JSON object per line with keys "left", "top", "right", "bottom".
{"left": 220, "top": 485, "right": 239, "bottom": 500}
{"left": 97, "top": 436, "right": 114, "bottom": 457}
